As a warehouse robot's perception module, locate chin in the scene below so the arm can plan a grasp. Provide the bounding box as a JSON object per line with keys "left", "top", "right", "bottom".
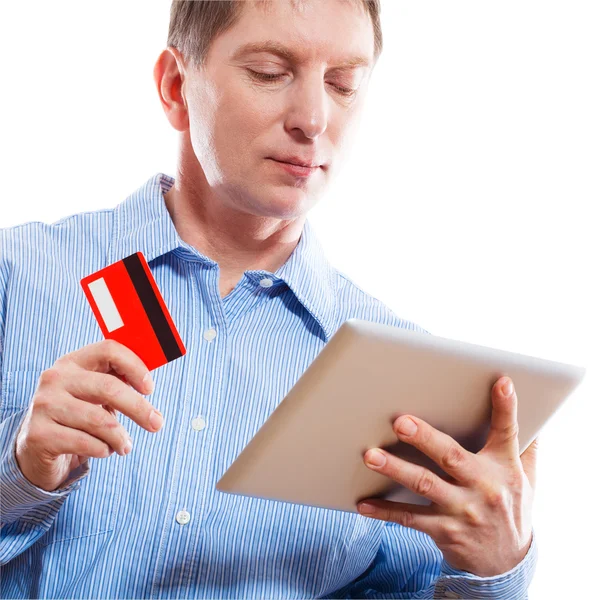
{"left": 246, "top": 186, "right": 319, "bottom": 220}
{"left": 270, "top": 193, "right": 318, "bottom": 219}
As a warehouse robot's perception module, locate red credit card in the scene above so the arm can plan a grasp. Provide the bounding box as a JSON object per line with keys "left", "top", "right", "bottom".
{"left": 80, "top": 251, "right": 186, "bottom": 372}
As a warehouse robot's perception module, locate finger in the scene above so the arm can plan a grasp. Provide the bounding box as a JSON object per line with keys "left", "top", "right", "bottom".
{"left": 357, "top": 498, "right": 441, "bottom": 537}
{"left": 44, "top": 422, "right": 115, "bottom": 460}
{"left": 363, "top": 448, "right": 461, "bottom": 508}
{"left": 64, "top": 367, "right": 163, "bottom": 433}
{"left": 486, "top": 376, "right": 519, "bottom": 454}
{"left": 390, "top": 415, "right": 482, "bottom": 486}
{"left": 520, "top": 437, "right": 539, "bottom": 490}
{"left": 61, "top": 338, "right": 154, "bottom": 396}
{"left": 47, "top": 392, "right": 133, "bottom": 456}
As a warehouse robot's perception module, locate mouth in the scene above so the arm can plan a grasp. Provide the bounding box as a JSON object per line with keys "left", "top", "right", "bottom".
{"left": 268, "top": 158, "right": 321, "bottom": 177}
{"left": 268, "top": 155, "right": 326, "bottom": 169}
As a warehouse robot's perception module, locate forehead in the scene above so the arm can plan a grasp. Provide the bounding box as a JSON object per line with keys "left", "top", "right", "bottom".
{"left": 227, "top": 0, "right": 374, "bottom": 66}
{"left": 253, "top": 0, "right": 366, "bottom": 11}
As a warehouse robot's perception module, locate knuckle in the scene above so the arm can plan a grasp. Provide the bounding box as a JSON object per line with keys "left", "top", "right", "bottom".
{"left": 414, "top": 469, "right": 435, "bottom": 496}
{"left": 506, "top": 422, "right": 520, "bottom": 439}
{"left": 440, "top": 519, "right": 461, "bottom": 543}
{"left": 54, "top": 353, "right": 73, "bottom": 369}
{"left": 103, "top": 338, "right": 121, "bottom": 353}
{"left": 463, "top": 501, "right": 483, "bottom": 527}
{"left": 101, "top": 375, "right": 121, "bottom": 400}
{"left": 32, "top": 391, "right": 53, "bottom": 412}
{"left": 88, "top": 408, "right": 109, "bottom": 429}
{"left": 120, "top": 427, "right": 131, "bottom": 443}
{"left": 55, "top": 426, "right": 69, "bottom": 445}
{"left": 498, "top": 422, "right": 519, "bottom": 442}
{"left": 101, "top": 444, "right": 112, "bottom": 458}
{"left": 102, "top": 338, "right": 122, "bottom": 363}
{"left": 506, "top": 467, "right": 526, "bottom": 494}
{"left": 484, "top": 484, "right": 508, "bottom": 510}
{"left": 379, "top": 507, "right": 392, "bottom": 523}
{"left": 104, "top": 414, "right": 120, "bottom": 429}
{"left": 39, "top": 368, "right": 61, "bottom": 387}
{"left": 397, "top": 510, "right": 413, "bottom": 528}
{"left": 76, "top": 432, "right": 93, "bottom": 455}
{"left": 417, "top": 424, "right": 431, "bottom": 446}
{"left": 75, "top": 433, "right": 109, "bottom": 458}
{"left": 133, "top": 394, "right": 148, "bottom": 418}
{"left": 441, "top": 444, "right": 464, "bottom": 471}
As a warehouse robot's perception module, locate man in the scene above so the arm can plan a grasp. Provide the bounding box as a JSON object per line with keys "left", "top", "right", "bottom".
{"left": 0, "top": 0, "right": 537, "bottom": 598}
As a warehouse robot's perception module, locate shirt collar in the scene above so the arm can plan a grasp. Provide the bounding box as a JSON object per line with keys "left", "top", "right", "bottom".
{"left": 107, "top": 172, "right": 338, "bottom": 341}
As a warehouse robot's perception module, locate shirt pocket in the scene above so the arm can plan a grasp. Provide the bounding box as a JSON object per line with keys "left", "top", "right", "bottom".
{"left": 2, "top": 369, "right": 124, "bottom": 545}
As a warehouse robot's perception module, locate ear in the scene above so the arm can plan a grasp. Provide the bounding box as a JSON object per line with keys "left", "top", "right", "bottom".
{"left": 154, "top": 47, "right": 189, "bottom": 133}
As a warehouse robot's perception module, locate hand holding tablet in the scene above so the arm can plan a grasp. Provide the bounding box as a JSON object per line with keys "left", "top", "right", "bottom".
{"left": 216, "top": 319, "right": 585, "bottom": 576}
{"left": 358, "top": 373, "right": 538, "bottom": 576}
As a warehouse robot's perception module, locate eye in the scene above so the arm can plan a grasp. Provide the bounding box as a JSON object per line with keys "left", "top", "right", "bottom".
{"left": 249, "top": 71, "right": 285, "bottom": 82}
{"left": 332, "top": 85, "right": 356, "bottom": 97}
{"left": 247, "top": 70, "right": 356, "bottom": 97}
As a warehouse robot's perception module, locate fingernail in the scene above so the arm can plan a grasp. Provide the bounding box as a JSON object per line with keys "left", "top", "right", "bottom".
{"left": 143, "top": 373, "right": 154, "bottom": 394}
{"left": 124, "top": 439, "right": 133, "bottom": 455}
{"left": 502, "top": 379, "right": 514, "bottom": 397}
{"left": 358, "top": 502, "right": 376, "bottom": 515}
{"left": 150, "top": 410, "right": 163, "bottom": 431}
{"left": 396, "top": 417, "right": 417, "bottom": 436}
{"left": 365, "top": 449, "right": 386, "bottom": 468}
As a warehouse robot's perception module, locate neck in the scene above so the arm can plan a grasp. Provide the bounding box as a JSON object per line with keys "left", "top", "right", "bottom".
{"left": 163, "top": 169, "right": 304, "bottom": 297}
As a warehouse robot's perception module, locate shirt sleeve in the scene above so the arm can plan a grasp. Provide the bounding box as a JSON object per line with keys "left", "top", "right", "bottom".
{"left": 1, "top": 226, "right": 7, "bottom": 401}
{"left": 0, "top": 235, "right": 90, "bottom": 565}
{"left": 334, "top": 521, "right": 537, "bottom": 599}
{"left": 0, "top": 408, "right": 91, "bottom": 565}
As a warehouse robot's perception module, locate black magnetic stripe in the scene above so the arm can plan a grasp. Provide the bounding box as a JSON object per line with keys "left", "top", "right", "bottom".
{"left": 123, "top": 253, "right": 182, "bottom": 362}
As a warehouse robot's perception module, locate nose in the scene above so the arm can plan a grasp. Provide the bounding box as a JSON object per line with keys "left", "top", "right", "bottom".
{"left": 284, "top": 72, "right": 329, "bottom": 140}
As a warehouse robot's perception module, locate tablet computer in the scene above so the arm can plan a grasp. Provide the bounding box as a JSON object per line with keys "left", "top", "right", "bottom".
{"left": 216, "top": 319, "right": 586, "bottom": 512}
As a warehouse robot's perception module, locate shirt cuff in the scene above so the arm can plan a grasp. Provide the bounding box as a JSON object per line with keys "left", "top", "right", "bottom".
{"left": 433, "top": 530, "right": 538, "bottom": 600}
{"left": 1, "top": 426, "right": 90, "bottom": 524}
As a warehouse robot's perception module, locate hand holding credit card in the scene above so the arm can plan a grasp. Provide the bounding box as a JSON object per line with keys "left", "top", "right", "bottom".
{"left": 14, "top": 251, "right": 181, "bottom": 491}
{"left": 80, "top": 251, "right": 186, "bottom": 377}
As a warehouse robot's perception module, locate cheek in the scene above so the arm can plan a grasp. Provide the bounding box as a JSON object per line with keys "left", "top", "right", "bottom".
{"left": 209, "top": 92, "right": 274, "bottom": 167}
{"left": 185, "top": 83, "right": 222, "bottom": 163}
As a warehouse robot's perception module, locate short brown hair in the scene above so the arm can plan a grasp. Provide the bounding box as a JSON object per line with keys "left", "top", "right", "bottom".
{"left": 167, "top": 0, "right": 382, "bottom": 70}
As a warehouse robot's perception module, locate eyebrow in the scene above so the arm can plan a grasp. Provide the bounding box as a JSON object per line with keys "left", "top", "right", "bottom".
{"left": 231, "top": 41, "right": 372, "bottom": 69}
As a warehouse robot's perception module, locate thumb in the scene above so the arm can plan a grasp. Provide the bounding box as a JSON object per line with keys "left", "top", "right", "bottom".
{"left": 520, "top": 437, "right": 539, "bottom": 490}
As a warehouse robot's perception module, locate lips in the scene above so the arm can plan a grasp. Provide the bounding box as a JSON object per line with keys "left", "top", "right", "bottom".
{"left": 269, "top": 155, "right": 324, "bottom": 169}
{"left": 268, "top": 158, "right": 320, "bottom": 177}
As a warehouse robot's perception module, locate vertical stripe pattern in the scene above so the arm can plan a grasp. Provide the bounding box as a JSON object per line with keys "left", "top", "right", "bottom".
{"left": 0, "top": 173, "right": 537, "bottom": 599}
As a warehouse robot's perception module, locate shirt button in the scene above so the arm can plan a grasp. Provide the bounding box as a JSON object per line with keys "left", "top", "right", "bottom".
{"left": 259, "top": 277, "right": 273, "bottom": 288}
{"left": 203, "top": 328, "right": 217, "bottom": 342}
{"left": 191, "top": 416, "right": 206, "bottom": 431}
{"left": 176, "top": 510, "right": 190, "bottom": 525}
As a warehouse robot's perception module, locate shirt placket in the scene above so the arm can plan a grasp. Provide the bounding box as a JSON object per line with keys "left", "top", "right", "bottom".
{"left": 150, "top": 260, "right": 228, "bottom": 598}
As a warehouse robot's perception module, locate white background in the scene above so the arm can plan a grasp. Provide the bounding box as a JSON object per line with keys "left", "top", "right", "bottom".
{"left": 1, "top": 1, "right": 598, "bottom": 597}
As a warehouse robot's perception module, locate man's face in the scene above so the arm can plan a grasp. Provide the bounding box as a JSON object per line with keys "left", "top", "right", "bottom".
{"left": 179, "top": 0, "right": 375, "bottom": 219}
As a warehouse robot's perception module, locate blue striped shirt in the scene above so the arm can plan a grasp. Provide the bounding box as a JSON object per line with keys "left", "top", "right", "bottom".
{"left": 0, "top": 173, "right": 536, "bottom": 599}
